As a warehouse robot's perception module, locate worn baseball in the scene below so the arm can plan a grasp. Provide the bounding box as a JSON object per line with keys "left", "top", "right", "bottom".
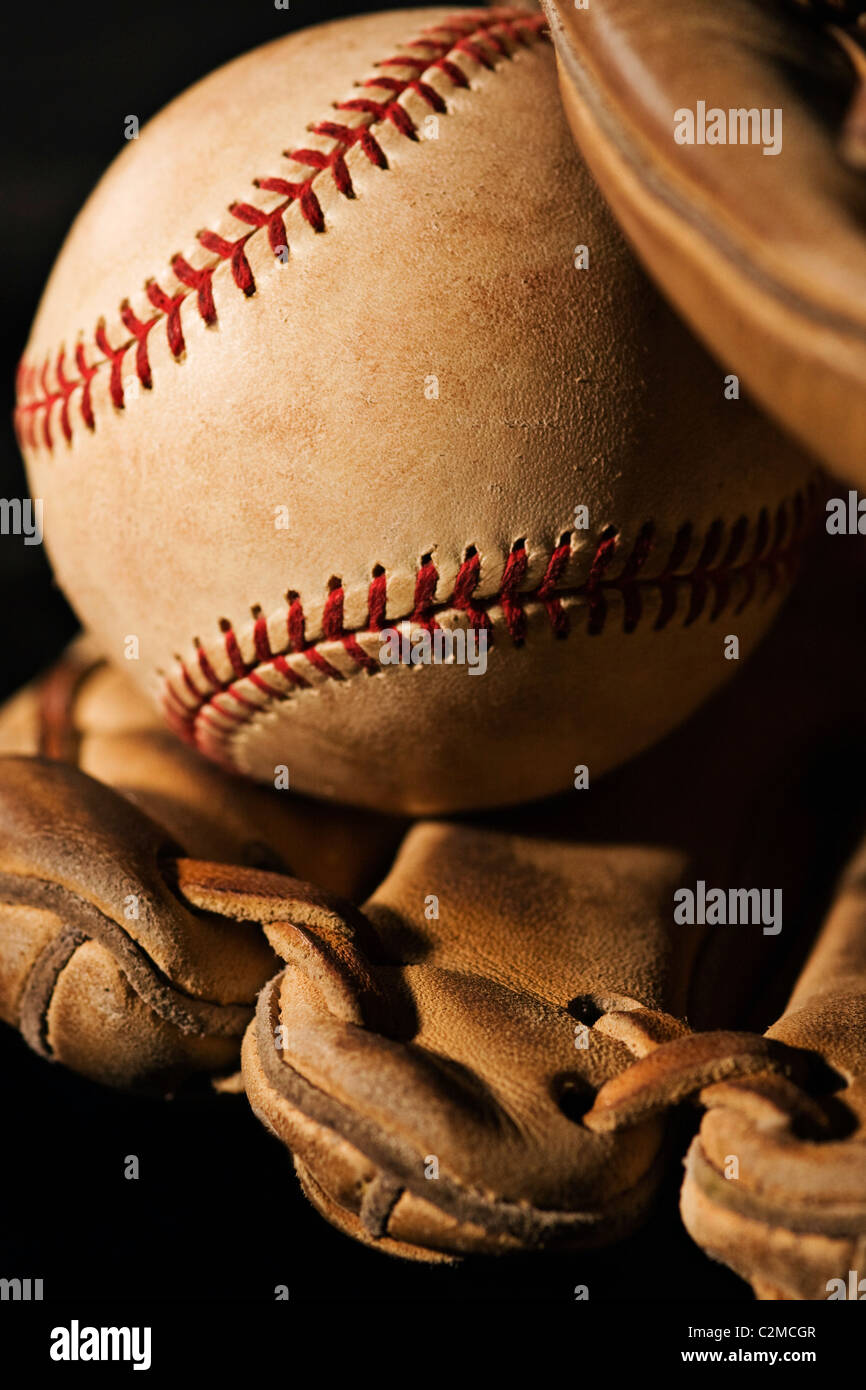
{"left": 17, "top": 6, "right": 815, "bottom": 814}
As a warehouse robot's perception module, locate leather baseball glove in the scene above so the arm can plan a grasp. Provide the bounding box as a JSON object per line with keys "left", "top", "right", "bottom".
{"left": 0, "top": 647, "right": 403, "bottom": 1089}
{"left": 241, "top": 535, "right": 866, "bottom": 1272}
{"left": 541, "top": 0, "right": 866, "bottom": 483}
{"left": 2, "top": 537, "right": 863, "bottom": 1291}
{"left": 681, "top": 828, "right": 866, "bottom": 1301}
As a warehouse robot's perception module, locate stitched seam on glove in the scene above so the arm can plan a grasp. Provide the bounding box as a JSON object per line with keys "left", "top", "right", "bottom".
{"left": 2, "top": 875, "right": 255, "bottom": 1050}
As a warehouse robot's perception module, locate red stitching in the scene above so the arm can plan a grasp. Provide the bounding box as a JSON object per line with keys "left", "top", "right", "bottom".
{"left": 160, "top": 488, "right": 818, "bottom": 767}
{"left": 120, "top": 301, "right": 158, "bottom": 392}
{"left": 145, "top": 280, "right": 186, "bottom": 358}
{"left": 196, "top": 229, "right": 256, "bottom": 296}
{"left": 411, "top": 558, "right": 440, "bottom": 630}
{"left": 452, "top": 549, "right": 491, "bottom": 632}
{"left": 15, "top": 8, "right": 547, "bottom": 451}
{"left": 170, "top": 255, "right": 217, "bottom": 326}
{"left": 367, "top": 569, "right": 388, "bottom": 632}
{"left": 536, "top": 538, "right": 573, "bottom": 637}
{"left": 499, "top": 540, "right": 529, "bottom": 643}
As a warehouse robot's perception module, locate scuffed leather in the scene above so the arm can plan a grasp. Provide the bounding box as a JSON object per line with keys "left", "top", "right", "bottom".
{"left": 0, "top": 649, "right": 403, "bottom": 1088}
{"left": 241, "top": 537, "right": 866, "bottom": 1259}
{"left": 18, "top": 7, "right": 816, "bottom": 812}
{"left": 681, "top": 835, "right": 866, "bottom": 1301}
{"left": 543, "top": 0, "right": 866, "bottom": 481}
{"left": 0, "top": 640, "right": 404, "bottom": 896}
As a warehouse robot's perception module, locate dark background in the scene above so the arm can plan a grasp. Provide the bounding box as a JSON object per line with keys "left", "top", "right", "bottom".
{"left": 0, "top": 0, "right": 810, "bottom": 1309}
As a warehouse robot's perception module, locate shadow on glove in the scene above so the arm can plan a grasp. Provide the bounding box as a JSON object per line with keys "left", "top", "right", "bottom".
{"left": 240, "top": 537, "right": 866, "bottom": 1262}
{"left": 543, "top": 0, "right": 866, "bottom": 482}
{"left": 0, "top": 648, "right": 405, "bottom": 1089}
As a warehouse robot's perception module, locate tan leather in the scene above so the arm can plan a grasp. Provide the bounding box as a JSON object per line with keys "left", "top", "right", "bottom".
{"left": 0, "top": 650, "right": 403, "bottom": 1088}
{"left": 681, "top": 835, "right": 866, "bottom": 1301}
{"left": 0, "top": 758, "right": 277, "bottom": 1088}
{"left": 240, "top": 535, "right": 866, "bottom": 1259}
{"left": 16, "top": 7, "right": 817, "bottom": 813}
{"left": 543, "top": 0, "right": 866, "bottom": 483}
{"left": 0, "top": 640, "right": 404, "bottom": 897}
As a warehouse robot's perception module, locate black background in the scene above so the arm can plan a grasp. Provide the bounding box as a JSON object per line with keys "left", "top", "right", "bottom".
{"left": 0, "top": 0, "right": 836, "bottom": 1317}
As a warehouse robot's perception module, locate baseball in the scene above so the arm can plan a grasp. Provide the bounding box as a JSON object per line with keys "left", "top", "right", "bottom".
{"left": 16, "top": 6, "right": 816, "bottom": 814}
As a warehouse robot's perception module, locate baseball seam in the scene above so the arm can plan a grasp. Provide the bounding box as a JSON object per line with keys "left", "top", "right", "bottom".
{"left": 14, "top": 7, "right": 547, "bottom": 450}
{"left": 162, "top": 489, "right": 816, "bottom": 768}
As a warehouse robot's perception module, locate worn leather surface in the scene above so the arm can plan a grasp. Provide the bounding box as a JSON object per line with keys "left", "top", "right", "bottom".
{"left": 0, "top": 649, "right": 403, "bottom": 1088}
{"left": 0, "top": 757, "right": 278, "bottom": 1088}
{"left": 1, "top": 537, "right": 863, "bottom": 1276}
{"left": 17, "top": 7, "right": 817, "bottom": 813}
{"left": 543, "top": 0, "right": 866, "bottom": 482}
{"left": 0, "top": 640, "right": 404, "bottom": 896}
{"left": 241, "top": 535, "right": 866, "bottom": 1260}
{"left": 681, "top": 834, "right": 866, "bottom": 1300}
